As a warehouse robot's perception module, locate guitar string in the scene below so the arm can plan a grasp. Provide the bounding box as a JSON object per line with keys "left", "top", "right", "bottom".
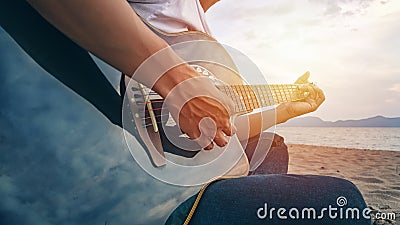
{"left": 135, "top": 84, "right": 305, "bottom": 125}
{"left": 138, "top": 85, "right": 306, "bottom": 128}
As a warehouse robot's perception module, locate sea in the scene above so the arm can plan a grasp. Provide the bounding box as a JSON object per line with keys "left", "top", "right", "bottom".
{"left": 274, "top": 127, "right": 400, "bottom": 151}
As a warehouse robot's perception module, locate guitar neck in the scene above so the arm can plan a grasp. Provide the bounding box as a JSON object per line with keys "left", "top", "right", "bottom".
{"left": 217, "top": 84, "right": 306, "bottom": 114}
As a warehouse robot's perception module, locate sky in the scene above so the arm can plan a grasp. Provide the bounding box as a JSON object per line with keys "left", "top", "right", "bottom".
{"left": 205, "top": 0, "right": 400, "bottom": 121}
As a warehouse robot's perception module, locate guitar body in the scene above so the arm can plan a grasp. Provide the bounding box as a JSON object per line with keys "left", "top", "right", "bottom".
{"left": 123, "top": 17, "right": 311, "bottom": 179}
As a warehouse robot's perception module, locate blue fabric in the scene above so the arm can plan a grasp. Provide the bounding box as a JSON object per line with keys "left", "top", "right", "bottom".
{"left": 166, "top": 175, "right": 372, "bottom": 225}
{"left": 166, "top": 134, "right": 371, "bottom": 225}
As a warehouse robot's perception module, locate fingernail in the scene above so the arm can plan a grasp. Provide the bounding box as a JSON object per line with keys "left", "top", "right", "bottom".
{"left": 204, "top": 143, "right": 213, "bottom": 150}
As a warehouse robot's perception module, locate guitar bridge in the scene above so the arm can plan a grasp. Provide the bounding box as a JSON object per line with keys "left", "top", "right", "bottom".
{"left": 138, "top": 83, "right": 159, "bottom": 133}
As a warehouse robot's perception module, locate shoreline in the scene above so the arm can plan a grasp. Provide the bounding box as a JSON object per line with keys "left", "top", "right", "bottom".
{"left": 275, "top": 126, "right": 400, "bottom": 152}
{"left": 287, "top": 144, "right": 400, "bottom": 224}
{"left": 287, "top": 143, "right": 400, "bottom": 152}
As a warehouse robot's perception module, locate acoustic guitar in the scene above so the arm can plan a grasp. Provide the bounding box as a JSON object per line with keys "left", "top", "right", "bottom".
{"left": 121, "top": 20, "right": 316, "bottom": 186}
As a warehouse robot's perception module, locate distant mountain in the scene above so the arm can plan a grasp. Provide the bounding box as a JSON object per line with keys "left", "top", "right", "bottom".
{"left": 280, "top": 115, "right": 400, "bottom": 127}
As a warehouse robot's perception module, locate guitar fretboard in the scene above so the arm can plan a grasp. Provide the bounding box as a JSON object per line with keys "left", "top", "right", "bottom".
{"left": 217, "top": 84, "right": 307, "bottom": 114}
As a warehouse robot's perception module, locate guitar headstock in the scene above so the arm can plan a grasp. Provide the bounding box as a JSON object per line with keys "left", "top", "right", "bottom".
{"left": 294, "top": 71, "right": 316, "bottom": 99}
{"left": 295, "top": 71, "right": 311, "bottom": 85}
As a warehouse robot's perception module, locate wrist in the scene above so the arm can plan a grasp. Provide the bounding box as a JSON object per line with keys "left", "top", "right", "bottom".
{"left": 153, "top": 64, "right": 200, "bottom": 98}
{"left": 276, "top": 103, "right": 291, "bottom": 124}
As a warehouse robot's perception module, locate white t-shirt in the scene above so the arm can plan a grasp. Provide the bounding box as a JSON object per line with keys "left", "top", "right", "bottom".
{"left": 127, "top": 0, "right": 211, "bottom": 34}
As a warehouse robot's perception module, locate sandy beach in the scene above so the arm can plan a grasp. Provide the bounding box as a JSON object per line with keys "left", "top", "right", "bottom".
{"left": 288, "top": 144, "right": 400, "bottom": 224}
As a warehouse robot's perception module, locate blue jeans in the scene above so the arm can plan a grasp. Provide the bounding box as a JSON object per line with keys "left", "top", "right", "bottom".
{"left": 166, "top": 135, "right": 371, "bottom": 225}
{"left": 166, "top": 175, "right": 371, "bottom": 225}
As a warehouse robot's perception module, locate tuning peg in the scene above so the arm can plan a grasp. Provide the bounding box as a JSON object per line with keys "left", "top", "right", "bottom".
{"left": 131, "top": 86, "right": 141, "bottom": 91}
{"left": 134, "top": 94, "right": 144, "bottom": 99}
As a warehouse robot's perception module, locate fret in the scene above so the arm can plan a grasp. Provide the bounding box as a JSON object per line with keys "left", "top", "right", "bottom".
{"left": 248, "top": 94, "right": 254, "bottom": 110}
{"left": 230, "top": 85, "right": 237, "bottom": 111}
{"left": 249, "top": 86, "right": 258, "bottom": 109}
{"left": 260, "top": 86, "right": 267, "bottom": 107}
{"left": 269, "top": 85, "right": 274, "bottom": 103}
{"left": 293, "top": 85, "right": 299, "bottom": 101}
{"left": 252, "top": 85, "right": 258, "bottom": 106}
{"left": 236, "top": 86, "right": 246, "bottom": 111}
{"left": 287, "top": 85, "right": 294, "bottom": 102}
{"left": 239, "top": 85, "right": 248, "bottom": 111}
{"left": 244, "top": 85, "right": 251, "bottom": 109}
{"left": 254, "top": 85, "right": 261, "bottom": 105}
{"left": 232, "top": 85, "right": 246, "bottom": 112}
{"left": 253, "top": 86, "right": 260, "bottom": 109}
{"left": 231, "top": 86, "right": 243, "bottom": 113}
{"left": 269, "top": 85, "right": 275, "bottom": 104}
{"left": 276, "top": 85, "right": 282, "bottom": 103}
{"left": 255, "top": 85, "right": 264, "bottom": 107}
{"left": 287, "top": 86, "right": 293, "bottom": 101}
{"left": 257, "top": 85, "right": 263, "bottom": 107}
{"left": 247, "top": 86, "right": 257, "bottom": 110}
{"left": 260, "top": 86, "right": 265, "bottom": 105}
{"left": 245, "top": 86, "right": 252, "bottom": 111}
{"left": 281, "top": 85, "right": 287, "bottom": 103}
{"left": 253, "top": 86, "right": 258, "bottom": 106}
{"left": 238, "top": 86, "right": 246, "bottom": 112}
{"left": 280, "top": 85, "right": 285, "bottom": 103}
{"left": 238, "top": 85, "right": 246, "bottom": 111}
{"left": 276, "top": 85, "right": 282, "bottom": 104}
{"left": 273, "top": 85, "right": 278, "bottom": 103}
{"left": 264, "top": 85, "right": 273, "bottom": 106}
{"left": 276, "top": 85, "right": 283, "bottom": 104}
{"left": 287, "top": 89, "right": 292, "bottom": 102}
{"left": 217, "top": 83, "right": 308, "bottom": 112}
{"left": 268, "top": 86, "right": 274, "bottom": 105}
{"left": 272, "top": 85, "right": 277, "bottom": 103}
{"left": 282, "top": 85, "right": 287, "bottom": 103}
{"left": 282, "top": 86, "right": 290, "bottom": 102}
{"left": 291, "top": 85, "right": 298, "bottom": 101}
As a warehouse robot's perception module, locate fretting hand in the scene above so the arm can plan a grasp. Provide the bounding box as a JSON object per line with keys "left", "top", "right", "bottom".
{"left": 276, "top": 83, "right": 325, "bottom": 124}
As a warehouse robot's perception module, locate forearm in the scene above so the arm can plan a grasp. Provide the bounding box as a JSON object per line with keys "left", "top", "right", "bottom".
{"left": 200, "top": 0, "right": 220, "bottom": 12}
{"left": 275, "top": 104, "right": 292, "bottom": 124}
{"left": 28, "top": 0, "right": 165, "bottom": 74}
{"left": 235, "top": 104, "right": 294, "bottom": 141}
{"left": 27, "top": 0, "right": 198, "bottom": 97}
{"left": 235, "top": 109, "right": 276, "bottom": 141}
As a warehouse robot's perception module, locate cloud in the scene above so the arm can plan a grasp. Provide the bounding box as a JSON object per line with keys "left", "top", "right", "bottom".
{"left": 384, "top": 98, "right": 396, "bottom": 103}
{"left": 388, "top": 83, "right": 400, "bottom": 93}
{"left": 324, "top": 1, "right": 343, "bottom": 16}
{"left": 147, "top": 199, "right": 178, "bottom": 220}
{"left": 309, "top": 0, "right": 380, "bottom": 16}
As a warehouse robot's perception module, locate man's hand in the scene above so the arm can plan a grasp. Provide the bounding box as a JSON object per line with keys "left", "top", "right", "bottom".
{"left": 178, "top": 96, "right": 234, "bottom": 150}
{"left": 276, "top": 85, "right": 325, "bottom": 124}
{"left": 154, "top": 64, "right": 235, "bottom": 150}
